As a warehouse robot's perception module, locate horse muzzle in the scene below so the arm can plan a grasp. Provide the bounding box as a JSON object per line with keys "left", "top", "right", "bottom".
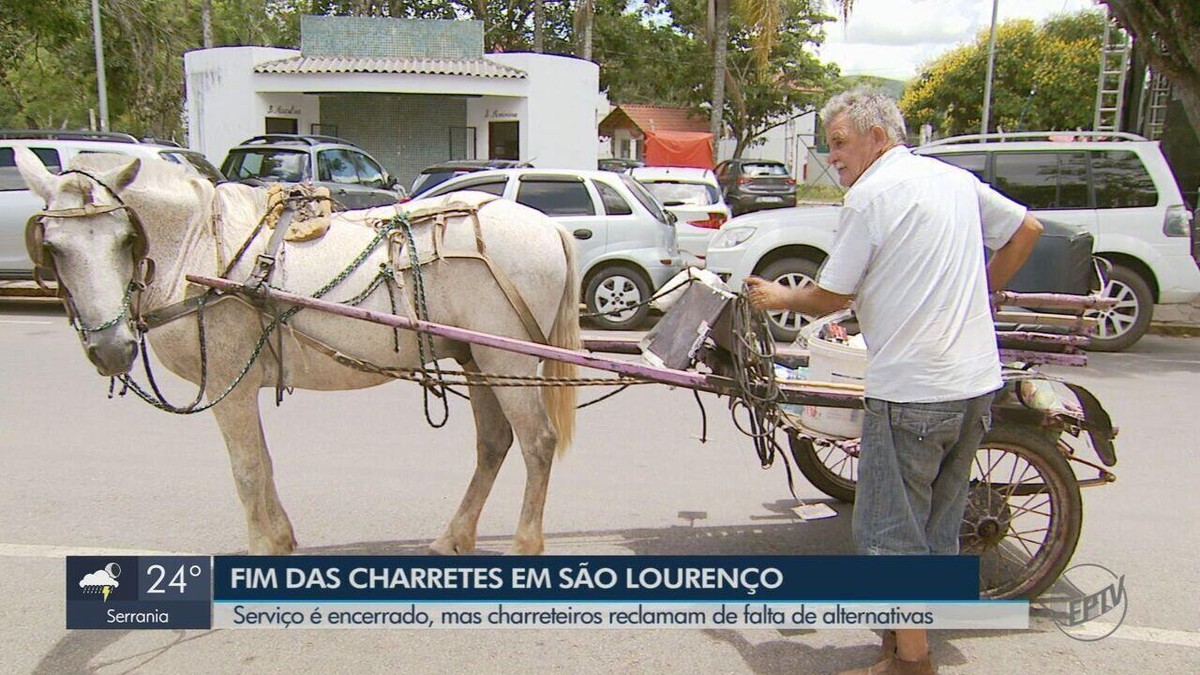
{"left": 83, "top": 327, "right": 138, "bottom": 376}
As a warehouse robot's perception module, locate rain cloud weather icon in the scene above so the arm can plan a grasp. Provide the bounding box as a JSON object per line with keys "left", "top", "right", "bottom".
{"left": 79, "top": 562, "right": 122, "bottom": 602}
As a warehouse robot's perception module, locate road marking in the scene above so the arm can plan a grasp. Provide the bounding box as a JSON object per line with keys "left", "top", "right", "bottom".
{"left": 0, "top": 319, "right": 53, "bottom": 325}
{"left": 0, "top": 543, "right": 199, "bottom": 559}
{"left": 1066, "top": 621, "right": 1200, "bottom": 647}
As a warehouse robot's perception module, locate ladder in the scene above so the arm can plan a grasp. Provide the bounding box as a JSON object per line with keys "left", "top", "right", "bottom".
{"left": 1144, "top": 70, "right": 1173, "bottom": 140}
{"left": 1094, "top": 16, "right": 1131, "bottom": 133}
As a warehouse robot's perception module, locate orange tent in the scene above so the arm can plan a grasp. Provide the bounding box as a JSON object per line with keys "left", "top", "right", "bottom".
{"left": 644, "top": 130, "right": 714, "bottom": 169}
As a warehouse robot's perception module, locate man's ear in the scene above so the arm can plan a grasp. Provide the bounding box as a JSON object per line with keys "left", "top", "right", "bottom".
{"left": 870, "top": 125, "right": 890, "bottom": 146}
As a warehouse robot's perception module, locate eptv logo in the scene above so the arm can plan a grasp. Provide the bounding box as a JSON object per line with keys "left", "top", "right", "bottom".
{"left": 1053, "top": 564, "right": 1128, "bottom": 641}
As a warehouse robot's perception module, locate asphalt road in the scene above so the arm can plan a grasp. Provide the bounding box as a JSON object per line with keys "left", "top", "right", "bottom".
{"left": 1, "top": 299, "right": 1197, "bottom": 674}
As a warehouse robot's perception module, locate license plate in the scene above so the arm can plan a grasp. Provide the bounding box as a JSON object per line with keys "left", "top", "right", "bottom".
{"left": 759, "top": 196, "right": 783, "bottom": 203}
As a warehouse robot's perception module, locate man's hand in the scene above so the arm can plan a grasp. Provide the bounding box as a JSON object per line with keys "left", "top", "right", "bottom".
{"left": 743, "top": 276, "right": 792, "bottom": 311}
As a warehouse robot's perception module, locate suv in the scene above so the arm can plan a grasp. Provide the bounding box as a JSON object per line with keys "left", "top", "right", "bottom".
{"left": 420, "top": 168, "right": 683, "bottom": 329}
{"left": 715, "top": 158, "right": 797, "bottom": 216}
{"left": 915, "top": 131, "right": 1200, "bottom": 351}
{"left": 409, "top": 159, "right": 532, "bottom": 197}
{"left": 221, "top": 134, "right": 404, "bottom": 209}
{"left": 1, "top": 130, "right": 225, "bottom": 279}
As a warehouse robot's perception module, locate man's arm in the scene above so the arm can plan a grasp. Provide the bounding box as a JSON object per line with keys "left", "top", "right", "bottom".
{"left": 987, "top": 213, "right": 1043, "bottom": 292}
{"left": 744, "top": 276, "right": 854, "bottom": 316}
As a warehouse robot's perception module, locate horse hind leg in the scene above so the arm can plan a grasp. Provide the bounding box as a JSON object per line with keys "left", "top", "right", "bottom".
{"left": 210, "top": 386, "right": 297, "bottom": 555}
{"left": 466, "top": 349, "right": 559, "bottom": 555}
{"left": 430, "top": 377, "right": 514, "bottom": 555}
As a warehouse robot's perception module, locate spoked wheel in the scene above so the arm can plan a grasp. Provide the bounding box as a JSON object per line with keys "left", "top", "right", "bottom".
{"left": 788, "top": 433, "right": 859, "bottom": 503}
{"left": 966, "top": 425, "right": 1082, "bottom": 599}
{"left": 788, "top": 424, "right": 1082, "bottom": 599}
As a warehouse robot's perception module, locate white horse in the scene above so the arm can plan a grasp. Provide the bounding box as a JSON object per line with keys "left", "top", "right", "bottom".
{"left": 16, "top": 148, "right": 580, "bottom": 555}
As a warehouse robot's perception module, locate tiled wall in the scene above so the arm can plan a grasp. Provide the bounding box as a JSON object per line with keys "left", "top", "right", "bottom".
{"left": 320, "top": 93, "right": 469, "bottom": 189}
{"left": 301, "top": 16, "right": 484, "bottom": 59}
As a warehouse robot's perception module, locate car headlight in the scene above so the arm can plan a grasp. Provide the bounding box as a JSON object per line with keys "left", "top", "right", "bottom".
{"left": 710, "top": 226, "right": 757, "bottom": 249}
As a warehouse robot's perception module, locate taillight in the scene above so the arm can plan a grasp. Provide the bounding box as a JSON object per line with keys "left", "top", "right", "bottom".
{"left": 1163, "top": 204, "right": 1190, "bottom": 237}
{"left": 687, "top": 213, "right": 728, "bottom": 230}
{"left": 737, "top": 177, "right": 752, "bottom": 185}
{"left": 784, "top": 177, "right": 796, "bottom": 186}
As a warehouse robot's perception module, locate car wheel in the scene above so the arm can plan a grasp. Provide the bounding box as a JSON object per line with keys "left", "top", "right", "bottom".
{"left": 758, "top": 257, "right": 822, "bottom": 342}
{"left": 1087, "top": 264, "right": 1153, "bottom": 352}
{"left": 585, "top": 265, "right": 651, "bottom": 330}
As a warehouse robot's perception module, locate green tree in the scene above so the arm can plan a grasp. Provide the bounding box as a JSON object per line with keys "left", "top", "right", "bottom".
{"left": 901, "top": 11, "right": 1107, "bottom": 137}
{"left": 1101, "top": 0, "right": 1200, "bottom": 139}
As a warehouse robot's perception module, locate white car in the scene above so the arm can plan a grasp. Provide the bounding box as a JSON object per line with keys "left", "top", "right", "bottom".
{"left": 1, "top": 130, "right": 225, "bottom": 279}
{"left": 915, "top": 131, "right": 1200, "bottom": 351}
{"left": 629, "top": 167, "right": 731, "bottom": 264}
{"left": 420, "top": 168, "right": 683, "bottom": 330}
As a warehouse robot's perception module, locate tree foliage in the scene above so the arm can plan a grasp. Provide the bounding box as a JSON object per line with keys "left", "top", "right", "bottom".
{"left": 901, "top": 11, "right": 1106, "bottom": 137}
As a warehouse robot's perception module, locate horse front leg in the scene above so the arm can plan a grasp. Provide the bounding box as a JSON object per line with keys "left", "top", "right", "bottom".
{"left": 210, "top": 386, "right": 297, "bottom": 555}
{"left": 430, "top": 380, "right": 514, "bottom": 555}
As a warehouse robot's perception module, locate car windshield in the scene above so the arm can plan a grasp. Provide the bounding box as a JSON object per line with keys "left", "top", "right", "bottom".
{"left": 159, "top": 150, "right": 225, "bottom": 183}
{"left": 743, "top": 163, "right": 788, "bottom": 177}
{"left": 642, "top": 182, "right": 718, "bottom": 206}
{"left": 222, "top": 149, "right": 309, "bottom": 182}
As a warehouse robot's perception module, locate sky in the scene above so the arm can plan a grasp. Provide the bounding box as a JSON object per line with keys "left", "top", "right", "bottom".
{"left": 818, "top": 0, "right": 1101, "bottom": 81}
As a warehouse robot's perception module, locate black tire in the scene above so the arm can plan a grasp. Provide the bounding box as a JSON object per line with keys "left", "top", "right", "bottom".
{"left": 1087, "top": 263, "right": 1153, "bottom": 352}
{"left": 788, "top": 433, "right": 858, "bottom": 503}
{"left": 758, "top": 257, "right": 822, "bottom": 342}
{"left": 584, "top": 264, "right": 651, "bottom": 330}
{"left": 964, "top": 425, "right": 1082, "bottom": 600}
{"left": 789, "top": 424, "right": 1082, "bottom": 600}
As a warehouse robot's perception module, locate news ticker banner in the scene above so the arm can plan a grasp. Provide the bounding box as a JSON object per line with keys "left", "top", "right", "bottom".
{"left": 66, "top": 555, "right": 1028, "bottom": 630}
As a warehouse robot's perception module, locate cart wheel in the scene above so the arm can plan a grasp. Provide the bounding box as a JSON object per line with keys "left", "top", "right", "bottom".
{"left": 790, "top": 424, "right": 1083, "bottom": 600}
{"left": 965, "top": 425, "right": 1082, "bottom": 600}
{"left": 788, "top": 433, "right": 858, "bottom": 504}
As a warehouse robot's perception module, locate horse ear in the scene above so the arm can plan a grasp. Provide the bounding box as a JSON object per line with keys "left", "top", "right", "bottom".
{"left": 102, "top": 157, "right": 141, "bottom": 193}
{"left": 14, "top": 147, "right": 57, "bottom": 201}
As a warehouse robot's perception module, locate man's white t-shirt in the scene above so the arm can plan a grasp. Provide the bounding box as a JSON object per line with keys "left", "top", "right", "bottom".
{"left": 817, "top": 146, "right": 1026, "bottom": 403}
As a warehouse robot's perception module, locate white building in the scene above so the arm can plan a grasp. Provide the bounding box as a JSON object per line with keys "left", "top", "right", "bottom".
{"left": 184, "top": 16, "right": 599, "bottom": 187}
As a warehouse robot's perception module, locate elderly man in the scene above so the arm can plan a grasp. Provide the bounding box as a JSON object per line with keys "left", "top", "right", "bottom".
{"left": 746, "top": 89, "right": 1042, "bottom": 675}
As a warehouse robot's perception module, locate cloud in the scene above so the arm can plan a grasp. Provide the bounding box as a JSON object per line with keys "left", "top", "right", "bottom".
{"left": 819, "top": 0, "right": 1098, "bottom": 79}
{"left": 80, "top": 570, "right": 119, "bottom": 588}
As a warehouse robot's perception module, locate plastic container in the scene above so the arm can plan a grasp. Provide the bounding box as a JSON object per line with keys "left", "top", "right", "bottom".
{"left": 795, "top": 311, "right": 866, "bottom": 439}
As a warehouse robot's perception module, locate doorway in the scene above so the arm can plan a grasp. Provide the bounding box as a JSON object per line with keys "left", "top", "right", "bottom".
{"left": 489, "top": 121, "right": 519, "bottom": 160}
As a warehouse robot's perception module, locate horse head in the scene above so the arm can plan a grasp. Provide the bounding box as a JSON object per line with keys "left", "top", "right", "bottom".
{"left": 16, "top": 147, "right": 146, "bottom": 376}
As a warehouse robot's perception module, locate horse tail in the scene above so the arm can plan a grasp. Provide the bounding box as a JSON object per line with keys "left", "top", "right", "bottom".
{"left": 543, "top": 222, "right": 580, "bottom": 457}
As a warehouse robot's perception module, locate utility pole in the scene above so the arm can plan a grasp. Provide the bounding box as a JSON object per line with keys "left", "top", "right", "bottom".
{"left": 90, "top": 0, "right": 110, "bottom": 131}
{"left": 980, "top": 0, "right": 999, "bottom": 140}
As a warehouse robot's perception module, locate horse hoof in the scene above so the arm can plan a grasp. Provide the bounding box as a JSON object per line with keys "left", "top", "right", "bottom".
{"left": 429, "top": 537, "right": 464, "bottom": 555}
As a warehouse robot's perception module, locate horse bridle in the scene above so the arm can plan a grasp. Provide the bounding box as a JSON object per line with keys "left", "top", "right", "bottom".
{"left": 24, "top": 169, "right": 156, "bottom": 335}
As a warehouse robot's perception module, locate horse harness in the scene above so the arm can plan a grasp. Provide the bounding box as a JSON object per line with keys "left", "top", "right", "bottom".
{"left": 30, "top": 174, "right": 553, "bottom": 414}
{"left": 25, "top": 169, "right": 156, "bottom": 334}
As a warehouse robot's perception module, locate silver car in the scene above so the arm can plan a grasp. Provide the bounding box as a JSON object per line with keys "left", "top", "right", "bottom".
{"left": 421, "top": 168, "right": 683, "bottom": 329}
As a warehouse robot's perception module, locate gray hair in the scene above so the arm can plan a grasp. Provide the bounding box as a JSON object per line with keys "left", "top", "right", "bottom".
{"left": 819, "top": 88, "right": 907, "bottom": 144}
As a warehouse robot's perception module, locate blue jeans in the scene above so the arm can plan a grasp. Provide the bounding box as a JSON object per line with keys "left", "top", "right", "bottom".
{"left": 853, "top": 392, "right": 995, "bottom": 556}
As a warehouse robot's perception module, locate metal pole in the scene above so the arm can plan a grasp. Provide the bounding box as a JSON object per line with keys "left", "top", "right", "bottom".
{"left": 980, "top": 0, "right": 1000, "bottom": 140}
{"left": 91, "top": 0, "right": 109, "bottom": 131}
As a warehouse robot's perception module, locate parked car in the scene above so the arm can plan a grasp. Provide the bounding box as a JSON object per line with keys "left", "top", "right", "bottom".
{"left": 220, "top": 134, "right": 404, "bottom": 209}
{"left": 707, "top": 205, "right": 1102, "bottom": 344}
{"left": 0, "top": 130, "right": 225, "bottom": 280}
{"left": 419, "top": 168, "right": 683, "bottom": 329}
{"left": 409, "top": 159, "right": 532, "bottom": 197}
{"left": 629, "top": 166, "right": 731, "bottom": 263}
{"left": 914, "top": 131, "right": 1200, "bottom": 351}
{"left": 714, "top": 158, "right": 797, "bottom": 216}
